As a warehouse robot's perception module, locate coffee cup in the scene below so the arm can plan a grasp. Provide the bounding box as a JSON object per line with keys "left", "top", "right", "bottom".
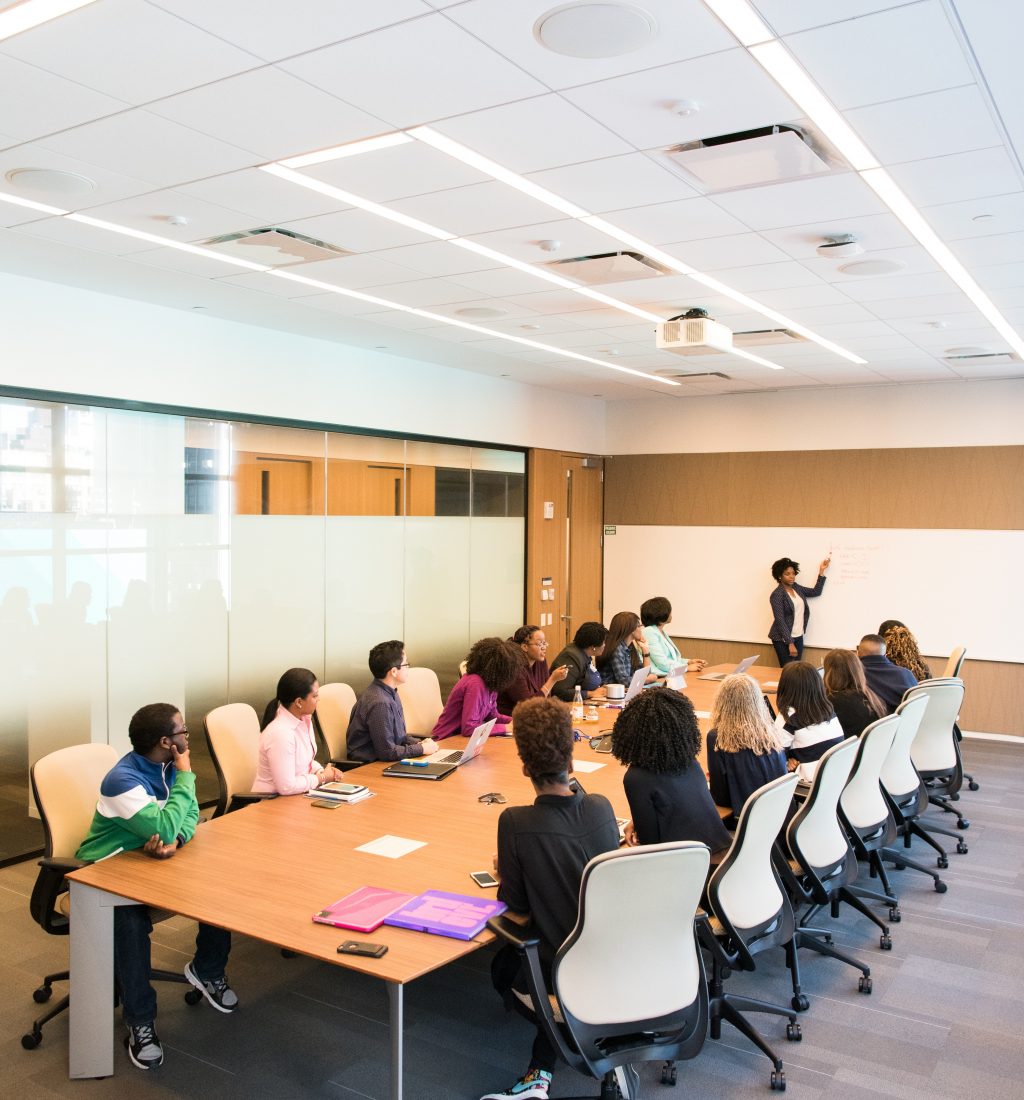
{"left": 606, "top": 683, "right": 625, "bottom": 700}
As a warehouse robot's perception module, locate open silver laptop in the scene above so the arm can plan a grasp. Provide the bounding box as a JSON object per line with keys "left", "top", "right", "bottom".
{"left": 623, "top": 665, "right": 649, "bottom": 702}
{"left": 418, "top": 718, "right": 496, "bottom": 767}
{"left": 700, "top": 655, "right": 760, "bottom": 681}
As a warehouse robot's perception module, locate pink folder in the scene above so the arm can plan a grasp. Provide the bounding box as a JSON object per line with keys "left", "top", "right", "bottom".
{"left": 312, "top": 886, "right": 416, "bottom": 933}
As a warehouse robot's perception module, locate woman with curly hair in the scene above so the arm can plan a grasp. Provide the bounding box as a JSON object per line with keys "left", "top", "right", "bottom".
{"left": 823, "top": 648, "right": 885, "bottom": 738}
{"left": 706, "top": 674, "right": 787, "bottom": 823}
{"left": 496, "top": 625, "right": 569, "bottom": 716}
{"left": 611, "top": 687, "right": 731, "bottom": 857}
{"left": 882, "top": 625, "right": 932, "bottom": 683}
{"left": 431, "top": 637, "right": 525, "bottom": 740}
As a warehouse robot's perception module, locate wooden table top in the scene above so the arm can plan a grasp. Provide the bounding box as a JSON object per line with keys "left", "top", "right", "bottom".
{"left": 67, "top": 663, "right": 768, "bottom": 985}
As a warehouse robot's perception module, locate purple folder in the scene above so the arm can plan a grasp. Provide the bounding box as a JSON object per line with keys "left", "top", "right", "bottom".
{"left": 383, "top": 890, "right": 507, "bottom": 940}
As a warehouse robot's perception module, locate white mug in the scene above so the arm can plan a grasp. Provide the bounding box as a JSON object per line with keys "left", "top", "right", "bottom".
{"left": 606, "top": 683, "right": 625, "bottom": 700}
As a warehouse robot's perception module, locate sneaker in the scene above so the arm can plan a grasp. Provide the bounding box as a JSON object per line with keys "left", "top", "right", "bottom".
{"left": 184, "top": 961, "right": 239, "bottom": 1013}
{"left": 125, "top": 1021, "right": 163, "bottom": 1069}
{"left": 479, "top": 1068, "right": 552, "bottom": 1099}
{"left": 614, "top": 1063, "right": 641, "bottom": 1099}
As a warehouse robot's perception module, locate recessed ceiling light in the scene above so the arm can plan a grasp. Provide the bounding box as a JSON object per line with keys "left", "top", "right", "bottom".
{"left": 455, "top": 306, "right": 508, "bottom": 319}
{"left": 6, "top": 167, "right": 96, "bottom": 196}
{"left": 534, "top": 2, "right": 658, "bottom": 59}
{"left": 837, "top": 258, "right": 907, "bottom": 277}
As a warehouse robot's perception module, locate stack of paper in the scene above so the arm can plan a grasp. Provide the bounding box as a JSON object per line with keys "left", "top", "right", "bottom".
{"left": 309, "top": 781, "right": 372, "bottom": 803}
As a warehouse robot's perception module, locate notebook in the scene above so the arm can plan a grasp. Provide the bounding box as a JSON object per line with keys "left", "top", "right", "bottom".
{"left": 308, "top": 781, "right": 371, "bottom": 803}
{"left": 381, "top": 760, "right": 457, "bottom": 781}
{"left": 312, "top": 886, "right": 415, "bottom": 933}
{"left": 700, "top": 655, "right": 760, "bottom": 681}
{"left": 383, "top": 890, "right": 507, "bottom": 940}
{"left": 417, "top": 718, "right": 496, "bottom": 767}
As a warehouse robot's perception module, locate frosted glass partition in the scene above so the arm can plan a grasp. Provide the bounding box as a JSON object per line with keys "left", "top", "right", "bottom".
{"left": 0, "top": 394, "right": 524, "bottom": 862}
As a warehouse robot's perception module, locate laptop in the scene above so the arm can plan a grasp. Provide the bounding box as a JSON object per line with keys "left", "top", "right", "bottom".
{"left": 623, "top": 665, "right": 649, "bottom": 703}
{"left": 700, "top": 655, "right": 760, "bottom": 681}
{"left": 417, "top": 718, "right": 496, "bottom": 768}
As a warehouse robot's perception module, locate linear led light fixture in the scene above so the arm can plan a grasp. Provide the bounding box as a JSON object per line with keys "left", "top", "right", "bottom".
{"left": 0, "top": 190, "right": 69, "bottom": 216}
{"left": 270, "top": 268, "right": 680, "bottom": 385}
{"left": 279, "top": 132, "right": 413, "bottom": 170}
{"left": 0, "top": 0, "right": 97, "bottom": 43}
{"left": 705, "top": 0, "right": 1024, "bottom": 361}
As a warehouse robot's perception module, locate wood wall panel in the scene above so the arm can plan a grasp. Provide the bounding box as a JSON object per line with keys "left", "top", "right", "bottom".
{"left": 605, "top": 446, "right": 1024, "bottom": 529}
{"left": 526, "top": 450, "right": 568, "bottom": 647}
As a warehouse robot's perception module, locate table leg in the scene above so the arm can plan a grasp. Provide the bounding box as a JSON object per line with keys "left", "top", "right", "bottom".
{"left": 387, "top": 981, "right": 404, "bottom": 1100}
{"left": 68, "top": 881, "right": 120, "bottom": 1078}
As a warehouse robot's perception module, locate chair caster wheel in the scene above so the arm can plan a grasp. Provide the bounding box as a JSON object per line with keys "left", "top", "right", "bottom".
{"left": 968, "top": 781, "right": 980, "bottom": 792}
{"left": 880, "top": 934, "right": 892, "bottom": 950}
{"left": 771, "top": 1070, "right": 786, "bottom": 1091}
{"left": 858, "top": 975, "right": 872, "bottom": 994}
{"left": 888, "top": 907, "right": 901, "bottom": 923}
{"left": 957, "top": 842, "right": 968, "bottom": 855}
{"left": 950, "top": 793, "right": 960, "bottom": 802}
{"left": 892, "top": 862, "right": 906, "bottom": 871}
{"left": 786, "top": 1022, "right": 802, "bottom": 1042}
{"left": 22, "top": 1030, "right": 42, "bottom": 1050}
{"left": 935, "top": 880, "right": 948, "bottom": 893}
{"left": 32, "top": 986, "right": 52, "bottom": 1004}
{"left": 956, "top": 820, "right": 969, "bottom": 830}
{"left": 791, "top": 994, "right": 809, "bottom": 1012}
{"left": 184, "top": 989, "right": 203, "bottom": 1006}
{"left": 660, "top": 1062, "right": 677, "bottom": 1086}
{"left": 937, "top": 856, "right": 949, "bottom": 869}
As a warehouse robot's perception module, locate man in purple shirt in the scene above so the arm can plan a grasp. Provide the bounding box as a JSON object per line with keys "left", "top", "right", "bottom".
{"left": 346, "top": 641, "right": 438, "bottom": 762}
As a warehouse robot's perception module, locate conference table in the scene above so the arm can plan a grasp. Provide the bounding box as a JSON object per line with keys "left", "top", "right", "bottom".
{"left": 65, "top": 662, "right": 780, "bottom": 1095}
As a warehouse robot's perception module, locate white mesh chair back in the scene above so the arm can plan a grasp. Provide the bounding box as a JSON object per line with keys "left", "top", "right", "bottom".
{"left": 31, "top": 743, "right": 119, "bottom": 859}
{"left": 907, "top": 679, "right": 964, "bottom": 773}
{"left": 789, "top": 737, "right": 858, "bottom": 871}
{"left": 713, "top": 773, "right": 799, "bottom": 930}
{"left": 397, "top": 667, "right": 444, "bottom": 735}
{"left": 316, "top": 682, "right": 357, "bottom": 760}
{"left": 943, "top": 647, "right": 966, "bottom": 679}
{"left": 880, "top": 696, "right": 929, "bottom": 799}
{"left": 556, "top": 842, "right": 709, "bottom": 1026}
{"left": 204, "top": 702, "right": 261, "bottom": 807}
{"left": 839, "top": 715, "right": 898, "bottom": 830}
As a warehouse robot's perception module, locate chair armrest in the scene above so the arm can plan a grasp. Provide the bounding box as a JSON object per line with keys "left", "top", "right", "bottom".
{"left": 226, "top": 791, "right": 278, "bottom": 813}
{"left": 696, "top": 911, "right": 738, "bottom": 969}
{"left": 330, "top": 759, "right": 366, "bottom": 773}
{"left": 487, "top": 914, "right": 541, "bottom": 950}
{"left": 30, "top": 857, "right": 88, "bottom": 933}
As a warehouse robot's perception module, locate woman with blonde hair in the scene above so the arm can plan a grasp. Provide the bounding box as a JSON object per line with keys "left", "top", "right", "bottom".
{"left": 706, "top": 673, "right": 787, "bottom": 822}
{"left": 823, "top": 648, "right": 885, "bottom": 738}
{"left": 882, "top": 625, "right": 932, "bottom": 683}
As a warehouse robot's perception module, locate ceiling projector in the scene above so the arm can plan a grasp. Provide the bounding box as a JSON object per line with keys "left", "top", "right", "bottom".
{"left": 656, "top": 309, "right": 733, "bottom": 356}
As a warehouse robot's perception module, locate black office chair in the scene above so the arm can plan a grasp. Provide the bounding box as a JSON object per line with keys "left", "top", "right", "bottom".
{"left": 905, "top": 679, "right": 970, "bottom": 830}
{"left": 488, "top": 841, "right": 710, "bottom": 1099}
{"left": 22, "top": 744, "right": 192, "bottom": 1051}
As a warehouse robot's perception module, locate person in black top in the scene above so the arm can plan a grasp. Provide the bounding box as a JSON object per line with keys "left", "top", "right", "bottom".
{"left": 706, "top": 673, "right": 787, "bottom": 825}
{"left": 483, "top": 697, "right": 619, "bottom": 1100}
{"left": 549, "top": 621, "right": 608, "bottom": 702}
{"left": 611, "top": 687, "right": 732, "bottom": 858}
{"left": 822, "top": 648, "right": 885, "bottom": 738}
{"left": 857, "top": 634, "right": 918, "bottom": 713}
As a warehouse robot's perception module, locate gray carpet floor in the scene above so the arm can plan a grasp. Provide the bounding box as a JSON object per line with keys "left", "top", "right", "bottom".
{"left": 1, "top": 737, "right": 1020, "bottom": 1100}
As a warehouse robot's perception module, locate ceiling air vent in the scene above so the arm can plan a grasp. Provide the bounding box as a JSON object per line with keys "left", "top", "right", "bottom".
{"left": 664, "top": 124, "right": 831, "bottom": 192}
{"left": 942, "top": 349, "right": 1021, "bottom": 366}
{"left": 544, "top": 250, "right": 669, "bottom": 284}
{"left": 201, "top": 227, "right": 353, "bottom": 267}
{"left": 652, "top": 370, "right": 732, "bottom": 382}
{"left": 732, "top": 328, "right": 806, "bottom": 347}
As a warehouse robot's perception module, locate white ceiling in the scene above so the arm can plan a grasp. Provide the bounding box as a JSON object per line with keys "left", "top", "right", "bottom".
{"left": 1, "top": 0, "right": 1023, "bottom": 400}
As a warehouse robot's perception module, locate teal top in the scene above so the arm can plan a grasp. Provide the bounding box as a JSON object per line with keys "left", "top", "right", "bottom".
{"left": 643, "top": 624, "right": 685, "bottom": 676}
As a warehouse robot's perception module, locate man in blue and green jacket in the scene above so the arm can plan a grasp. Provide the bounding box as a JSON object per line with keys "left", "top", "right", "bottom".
{"left": 77, "top": 703, "right": 238, "bottom": 1070}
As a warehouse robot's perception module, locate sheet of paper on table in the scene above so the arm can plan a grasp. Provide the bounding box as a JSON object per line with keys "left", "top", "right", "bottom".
{"left": 572, "top": 759, "right": 606, "bottom": 773}
{"left": 355, "top": 835, "right": 427, "bottom": 859}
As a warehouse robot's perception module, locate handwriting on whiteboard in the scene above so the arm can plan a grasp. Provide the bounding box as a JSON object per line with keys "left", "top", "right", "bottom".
{"left": 831, "top": 543, "right": 881, "bottom": 583}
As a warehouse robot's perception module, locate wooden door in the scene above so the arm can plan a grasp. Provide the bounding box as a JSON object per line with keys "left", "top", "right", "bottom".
{"left": 565, "top": 459, "right": 604, "bottom": 635}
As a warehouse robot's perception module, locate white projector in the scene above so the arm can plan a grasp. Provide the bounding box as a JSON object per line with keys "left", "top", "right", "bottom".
{"left": 656, "top": 316, "right": 733, "bottom": 356}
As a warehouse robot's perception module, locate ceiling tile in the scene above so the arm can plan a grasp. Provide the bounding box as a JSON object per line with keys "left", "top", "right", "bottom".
{"left": 439, "top": 266, "right": 561, "bottom": 298}
{"left": 214, "top": 270, "right": 340, "bottom": 299}
{"left": 660, "top": 232, "right": 792, "bottom": 271}
{"left": 972, "top": 263, "right": 1024, "bottom": 291}
{"left": 349, "top": 276, "right": 481, "bottom": 309}
{"left": 887, "top": 147, "right": 1023, "bottom": 207}
{"left": 860, "top": 291, "right": 974, "bottom": 319}
{"left": 147, "top": 68, "right": 391, "bottom": 162}
{"left": 149, "top": 0, "right": 431, "bottom": 62}
{"left": 688, "top": 260, "right": 826, "bottom": 293}
{"left": 602, "top": 197, "right": 748, "bottom": 244}
{"left": 73, "top": 188, "right": 255, "bottom": 240}
{"left": 176, "top": 168, "right": 347, "bottom": 224}
{"left": 839, "top": 271, "right": 961, "bottom": 301}
{"left": 279, "top": 14, "right": 546, "bottom": 128}
{"left": 710, "top": 173, "right": 885, "bottom": 231}
{"left": 461, "top": 217, "right": 622, "bottom": 262}
{"left": 527, "top": 152, "right": 697, "bottom": 214}
{"left": 279, "top": 253, "right": 424, "bottom": 290}
{"left": 391, "top": 181, "right": 566, "bottom": 236}
{"left": 37, "top": 110, "right": 258, "bottom": 188}
{"left": 754, "top": 1, "right": 921, "bottom": 35}
{"left": 741, "top": 283, "right": 854, "bottom": 309}
{"left": 950, "top": 231, "right": 1024, "bottom": 267}
{"left": 0, "top": 201, "right": 53, "bottom": 229}
{"left": 126, "top": 246, "right": 253, "bottom": 279}
{"left": 804, "top": 244, "right": 940, "bottom": 283}
{"left": 760, "top": 211, "right": 915, "bottom": 259}
{"left": 9, "top": 214, "right": 156, "bottom": 255}
{"left": 561, "top": 48, "right": 800, "bottom": 151}
{"left": 1, "top": 0, "right": 259, "bottom": 104}
{"left": 278, "top": 208, "right": 431, "bottom": 252}
{"left": 305, "top": 143, "right": 483, "bottom": 202}
{"left": 922, "top": 192, "right": 1024, "bottom": 241}
{"left": 784, "top": 1, "right": 973, "bottom": 110}
{"left": 0, "top": 142, "right": 157, "bottom": 209}
{"left": 371, "top": 240, "right": 497, "bottom": 278}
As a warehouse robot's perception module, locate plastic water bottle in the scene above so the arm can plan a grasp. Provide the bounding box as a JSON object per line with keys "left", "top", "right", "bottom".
{"left": 571, "top": 685, "right": 584, "bottom": 722}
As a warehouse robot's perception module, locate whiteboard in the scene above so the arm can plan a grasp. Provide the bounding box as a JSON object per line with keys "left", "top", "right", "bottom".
{"left": 603, "top": 526, "right": 1024, "bottom": 663}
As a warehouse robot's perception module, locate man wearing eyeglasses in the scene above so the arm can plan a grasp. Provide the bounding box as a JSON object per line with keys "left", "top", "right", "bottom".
{"left": 347, "top": 639, "right": 439, "bottom": 762}
{"left": 77, "top": 703, "right": 236, "bottom": 1071}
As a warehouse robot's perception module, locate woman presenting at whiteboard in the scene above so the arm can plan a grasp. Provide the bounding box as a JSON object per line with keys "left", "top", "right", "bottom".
{"left": 768, "top": 556, "right": 830, "bottom": 667}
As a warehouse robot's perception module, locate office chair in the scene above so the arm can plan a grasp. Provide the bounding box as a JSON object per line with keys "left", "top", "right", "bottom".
{"left": 396, "top": 666, "right": 444, "bottom": 735}
{"left": 939, "top": 648, "right": 978, "bottom": 792}
{"left": 22, "top": 743, "right": 191, "bottom": 1051}
{"left": 488, "top": 842, "right": 710, "bottom": 1099}
{"left": 905, "top": 678, "right": 970, "bottom": 829}
{"left": 782, "top": 737, "right": 874, "bottom": 1008}
{"left": 313, "top": 682, "right": 363, "bottom": 771}
{"left": 699, "top": 772, "right": 803, "bottom": 1092}
{"left": 837, "top": 715, "right": 901, "bottom": 944}
{"left": 203, "top": 703, "right": 278, "bottom": 817}
{"left": 880, "top": 694, "right": 962, "bottom": 883}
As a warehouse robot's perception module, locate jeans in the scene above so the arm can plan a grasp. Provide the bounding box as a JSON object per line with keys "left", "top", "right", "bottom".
{"left": 772, "top": 637, "right": 804, "bottom": 668}
{"left": 115, "top": 904, "right": 231, "bottom": 1026}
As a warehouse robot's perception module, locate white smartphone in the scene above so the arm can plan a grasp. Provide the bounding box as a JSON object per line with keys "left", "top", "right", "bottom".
{"left": 470, "top": 870, "right": 499, "bottom": 888}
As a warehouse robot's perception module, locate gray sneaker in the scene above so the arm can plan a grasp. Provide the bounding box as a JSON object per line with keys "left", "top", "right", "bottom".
{"left": 184, "top": 961, "right": 239, "bottom": 1013}
{"left": 125, "top": 1021, "right": 163, "bottom": 1069}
